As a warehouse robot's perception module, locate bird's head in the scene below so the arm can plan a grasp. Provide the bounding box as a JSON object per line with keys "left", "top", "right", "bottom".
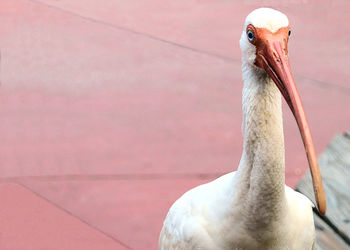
{"left": 240, "top": 8, "right": 290, "bottom": 67}
{"left": 240, "top": 8, "right": 326, "bottom": 215}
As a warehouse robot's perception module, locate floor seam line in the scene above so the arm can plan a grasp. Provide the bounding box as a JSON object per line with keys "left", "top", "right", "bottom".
{"left": 23, "top": 0, "right": 350, "bottom": 96}
{"left": 25, "top": 0, "right": 234, "bottom": 63}
{"left": 0, "top": 173, "right": 223, "bottom": 182}
{"left": 15, "top": 181, "right": 134, "bottom": 250}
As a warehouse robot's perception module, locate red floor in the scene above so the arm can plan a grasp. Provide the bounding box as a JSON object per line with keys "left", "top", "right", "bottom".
{"left": 0, "top": 0, "right": 350, "bottom": 249}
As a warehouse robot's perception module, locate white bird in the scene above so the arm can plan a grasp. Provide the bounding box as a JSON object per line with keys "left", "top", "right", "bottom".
{"left": 159, "top": 8, "right": 326, "bottom": 250}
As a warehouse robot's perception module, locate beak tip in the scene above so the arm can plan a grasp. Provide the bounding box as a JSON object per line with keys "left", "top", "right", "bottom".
{"left": 319, "top": 207, "right": 326, "bottom": 216}
{"left": 316, "top": 190, "right": 326, "bottom": 215}
{"left": 317, "top": 201, "right": 326, "bottom": 216}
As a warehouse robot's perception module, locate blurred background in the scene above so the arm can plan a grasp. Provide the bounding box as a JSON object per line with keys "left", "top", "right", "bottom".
{"left": 0, "top": 0, "right": 349, "bottom": 249}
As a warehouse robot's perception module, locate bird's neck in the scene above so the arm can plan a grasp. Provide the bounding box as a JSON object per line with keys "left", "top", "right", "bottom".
{"left": 236, "top": 63, "right": 287, "bottom": 230}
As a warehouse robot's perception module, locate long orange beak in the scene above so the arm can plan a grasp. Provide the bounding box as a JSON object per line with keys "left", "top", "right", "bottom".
{"left": 258, "top": 37, "right": 326, "bottom": 215}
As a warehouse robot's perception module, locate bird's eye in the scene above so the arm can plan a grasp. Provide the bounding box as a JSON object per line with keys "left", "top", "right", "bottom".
{"left": 288, "top": 29, "right": 291, "bottom": 37}
{"left": 247, "top": 30, "right": 255, "bottom": 42}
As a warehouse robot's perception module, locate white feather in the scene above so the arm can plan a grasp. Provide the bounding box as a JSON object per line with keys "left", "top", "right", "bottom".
{"left": 245, "top": 8, "right": 289, "bottom": 32}
{"left": 159, "top": 173, "right": 315, "bottom": 249}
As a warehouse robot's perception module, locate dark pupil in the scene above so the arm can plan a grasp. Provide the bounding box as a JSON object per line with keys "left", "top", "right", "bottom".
{"left": 248, "top": 31, "right": 254, "bottom": 40}
{"left": 288, "top": 29, "right": 291, "bottom": 36}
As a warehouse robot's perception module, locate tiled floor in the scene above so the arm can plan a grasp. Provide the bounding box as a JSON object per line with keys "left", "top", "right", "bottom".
{"left": 0, "top": 0, "right": 349, "bottom": 249}
{"left": 0, "top": 183, "right": 128, "bottom": 249}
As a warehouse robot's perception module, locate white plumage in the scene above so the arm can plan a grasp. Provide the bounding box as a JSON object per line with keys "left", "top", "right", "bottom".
{"left": 159, "top": 8, "right": 324, "bottom": 250}
{"left": 160, "top": 173, "right": 315, "bottom": 249}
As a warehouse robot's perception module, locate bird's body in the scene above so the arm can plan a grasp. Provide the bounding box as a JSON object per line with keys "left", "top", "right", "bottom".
{"left": 159, "top": 8, "right": 325, "bottom": 250}
{"left": 160, "top": 173, "right": 315, "bottom": 250}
